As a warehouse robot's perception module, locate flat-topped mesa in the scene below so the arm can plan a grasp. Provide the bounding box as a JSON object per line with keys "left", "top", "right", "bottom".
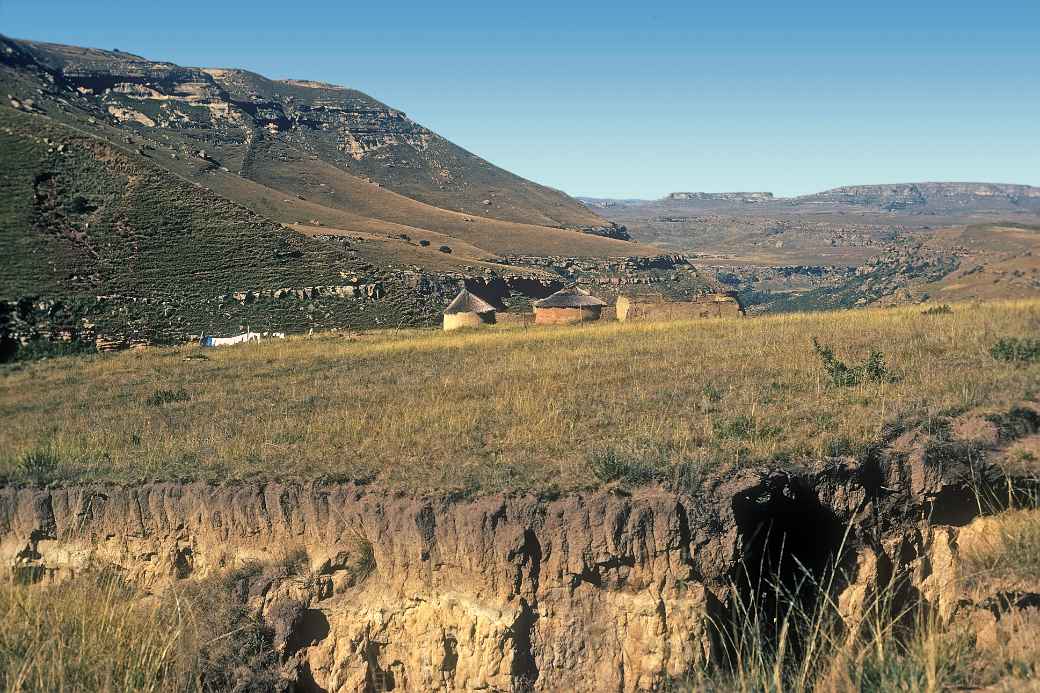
{"left": 667, "top": 192, "right": 775, "bottom": 203}
{"left": 797, "top": 182, "right": 1040, "bottom": 210}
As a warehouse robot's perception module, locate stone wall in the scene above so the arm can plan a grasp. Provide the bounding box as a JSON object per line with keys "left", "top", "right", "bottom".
{"left": 616, "top": 293, "right": 744, "bottom": 322}
{"left": 533, "top": 306, "right": 603, "bottom": 325}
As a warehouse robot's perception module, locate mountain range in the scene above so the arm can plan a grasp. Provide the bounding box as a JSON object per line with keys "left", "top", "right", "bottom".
{"left": 581, "top": 182, "right": 1040, "bottom": 215}
{"left": 2, "top": 35, "right": 1039, "bottom": 352}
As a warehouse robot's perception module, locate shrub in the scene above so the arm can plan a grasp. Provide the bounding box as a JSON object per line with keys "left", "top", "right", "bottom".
{"left": 716, "top": 415, "right": 756, "bottom": 440}
{"left": 1, "top": 338, "right": 95, "bottom": 364}
{"left": 921, "top": 304, "right": 953, "bottom": 315}
{"left": 991, "top": 337, "right": 1040, "bottom": 363}
{"left": 20, "top": 448, "right": 60, "bottom": 485}
{"left": 345, "top": 531, "right": 376, "bottom": 584}
{"left": 145, "top": 387, "right": 191, "bottom": 406}
{"left": 172, "top": 566, "right": 282, "bottom": 691}
{"left": 63, "top": 194, "right": 95, "bottom": 215}
{"left": 438, "top": 245, "right": 452, "bottom": 254}
{"left": 588, "top": 447, "right": 659, "bottom": 485}
{"left": 812, "top": 338, "right": 889, "bottom": 386}
{"left": 419, "top": 239, "right": 431, "bottom": 247}
{"left": 702, "top": 384, "right": 723, "bottom": 403}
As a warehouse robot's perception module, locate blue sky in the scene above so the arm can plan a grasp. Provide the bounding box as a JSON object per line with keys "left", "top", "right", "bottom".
{"left": 2, "top": 1, "right": 1038, "bottom": 198}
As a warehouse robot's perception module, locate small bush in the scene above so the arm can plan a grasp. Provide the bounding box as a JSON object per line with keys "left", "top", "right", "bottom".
{"left": 1, "top": 338, "right": 95, "bottom": 364}
{"left": 702, "top": 384, "right": 723, "bottom": 403}
{"left": 922, "top": 304, "right": 953, "bottom": 315}
{"left": 716, "top": 415, "right": 756, "bottom": 440}
{"left": 588, "top": 447, "right": 659, "bottom": 485}
{"left": 825, "top": 435, "right": 856, "bottom": 457}
{"left": 167, "top": 563, "right": 282, "bottom": 691}
{"left": 419, "top": 239, "right": 431, "bottom": 247}
{"left": 991, "top": 337, "right": 1040, "bottom": 363}
{"left": 64, "top": 194, "right": 95, "bottom": 215}
{"left": 20, "top": 448, "right": 60, "bottom": 485}
{"left": 438, "top": 245, "right": 452, "bottom": 254}
{"left": 714, "top": 414, "right": 780, "bottom": 442}
{"left": 812, "top": 338, "right": 889, "bottom": 387}
{"left": 345, "top": 531, "right": 376, "bottom": 584}
{"left": 145, "top": 387, "right": 191, "bottom": 406}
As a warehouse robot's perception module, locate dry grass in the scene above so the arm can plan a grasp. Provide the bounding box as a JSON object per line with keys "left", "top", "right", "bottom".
{"left": 1, "top": 300, "right": 1039, "bottom": 492}
{"left": 960, "top": 508, "right": 1040, "bottom": 585}
{"left": 691, "top": 499, "right": 1040, "bottom": 692}
{"left": 0, "top": 565, "right": 290, "bottom": 692}
{"left": 0, "top": 573, "right": 192, "bottom": 692}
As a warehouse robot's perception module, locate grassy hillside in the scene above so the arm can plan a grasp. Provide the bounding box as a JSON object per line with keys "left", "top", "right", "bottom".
{"left": 2, "top": 299, "right": 1037, "bottom": 491}
{"left": 206, "top": 67, "right": 607, "bottom": 228}
{"left": 0, "top": 35, "right": 639, "bottom": 260}
{"left": 895, "top": 223, "right": 1040, "bottom": 303}
{"left": 0, "top": 107, "right": 442, "bottom": 347}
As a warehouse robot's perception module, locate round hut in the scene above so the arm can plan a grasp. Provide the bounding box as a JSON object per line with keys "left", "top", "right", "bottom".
{"left": 443, "top": 289, "right": 496, "bottom": 331}
{"left": 533, "top": 286, "right": 606, "bottom": 325}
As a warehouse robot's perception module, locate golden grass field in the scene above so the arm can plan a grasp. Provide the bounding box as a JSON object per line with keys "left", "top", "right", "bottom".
{"left": 2, "top": 299, "right": 1038, "bottom": 492}
{"left": 2, "top": 301, "right": 1040, "bottom": 692}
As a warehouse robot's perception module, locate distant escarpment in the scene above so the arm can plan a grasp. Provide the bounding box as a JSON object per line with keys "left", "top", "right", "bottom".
{"left": 797, "top": 182, "right": 1040, "bottom": 212}
{"left": 667, "top": 191, "right": 774, "bottom": 203}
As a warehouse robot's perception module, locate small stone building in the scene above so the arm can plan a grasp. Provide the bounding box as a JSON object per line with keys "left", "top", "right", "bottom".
{"left": 615, "top": 291, "right": 745, "bottom": 322}
{"left": 533, "top": 286, "right": 607, "bottom": 325}
{"left": 443, "top": 289, "right": 496, "bottom": 331}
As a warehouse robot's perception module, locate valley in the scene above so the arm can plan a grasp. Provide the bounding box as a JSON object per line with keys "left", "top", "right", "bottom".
{"left": 582, "top": 186, "right": 1040, "bottom": 311}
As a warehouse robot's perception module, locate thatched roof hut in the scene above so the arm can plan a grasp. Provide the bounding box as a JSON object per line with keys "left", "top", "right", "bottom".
{"left": 533, "top": 286, "right": 606, "bottom": 325}
{"left": 443, "top": 289, "right": 496, "bottom": 331}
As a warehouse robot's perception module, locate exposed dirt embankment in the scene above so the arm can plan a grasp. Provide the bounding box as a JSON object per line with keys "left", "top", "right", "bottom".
{"left": 1, "top": 415, "right": 1036, "bottom": 691}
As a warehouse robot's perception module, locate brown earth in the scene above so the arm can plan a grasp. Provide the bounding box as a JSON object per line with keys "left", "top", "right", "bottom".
{"left": 3, "top": 408, "right": 1037, "bottom": 691}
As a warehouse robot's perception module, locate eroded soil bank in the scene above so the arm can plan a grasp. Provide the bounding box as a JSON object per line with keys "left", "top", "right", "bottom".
{"left": 2, "top": 412, "right": 1038, "bottom": 692}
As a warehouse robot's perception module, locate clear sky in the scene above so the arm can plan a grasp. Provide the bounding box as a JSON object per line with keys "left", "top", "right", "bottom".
{"left": 2, "top": 0, "right": 1038, "bottom": 198}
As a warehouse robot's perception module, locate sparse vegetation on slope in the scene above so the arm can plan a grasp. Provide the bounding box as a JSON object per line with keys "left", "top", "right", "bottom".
{"left": 2, "top": 300, "right": 1038, "bottom": 492}
{"left": 0, "top": 559, "right": 306, "bottom": 692}
{"left": 0, "top": 34, "right": 638, "bottom": 260}
{"left": 0, "top": 108, "right": 450, "bottom": 349}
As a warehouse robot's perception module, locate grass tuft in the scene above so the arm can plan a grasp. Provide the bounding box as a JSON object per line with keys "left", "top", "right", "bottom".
{"left": 991, "top": 337, "right": 1040, "bottom": 364}
{"left": 144, "top": 388, "right": 191, "bottom": 407}
{"left": 18, "top": 448, "right": 60, "bottom": 486}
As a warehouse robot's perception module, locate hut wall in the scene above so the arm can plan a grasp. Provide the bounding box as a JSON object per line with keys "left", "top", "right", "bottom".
{"left": 443, "top": 311, "right": 495, "bottom": 331}
{"left": 615, "top": 295, "right": 744, "bottom": 322}
{"left": 534, "top": 306, "right": 602, "bottom": 325}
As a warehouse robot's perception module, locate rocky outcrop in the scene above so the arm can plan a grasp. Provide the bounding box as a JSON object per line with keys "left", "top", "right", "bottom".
{"left": 795, "top": 182, "right": 1040, "bottom": 212}
{"left": 1, "top": 420, "right": 1026, "bottom": 692}
{"left": 667, "top": 192, "right": 774, "bottom": 203}
{"left": 577, "top": 223, "right": 631, "bottom": 241}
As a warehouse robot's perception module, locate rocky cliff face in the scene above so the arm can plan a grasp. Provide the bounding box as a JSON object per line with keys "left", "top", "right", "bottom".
{"left": 667, "top": 192, "right": 774, "bottom": 203}
{"left": 796, "top": 182, "right": 1040, "bottom": 212}
{"left": 2, "top": 415, "right": 1028, "bottom": 691}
